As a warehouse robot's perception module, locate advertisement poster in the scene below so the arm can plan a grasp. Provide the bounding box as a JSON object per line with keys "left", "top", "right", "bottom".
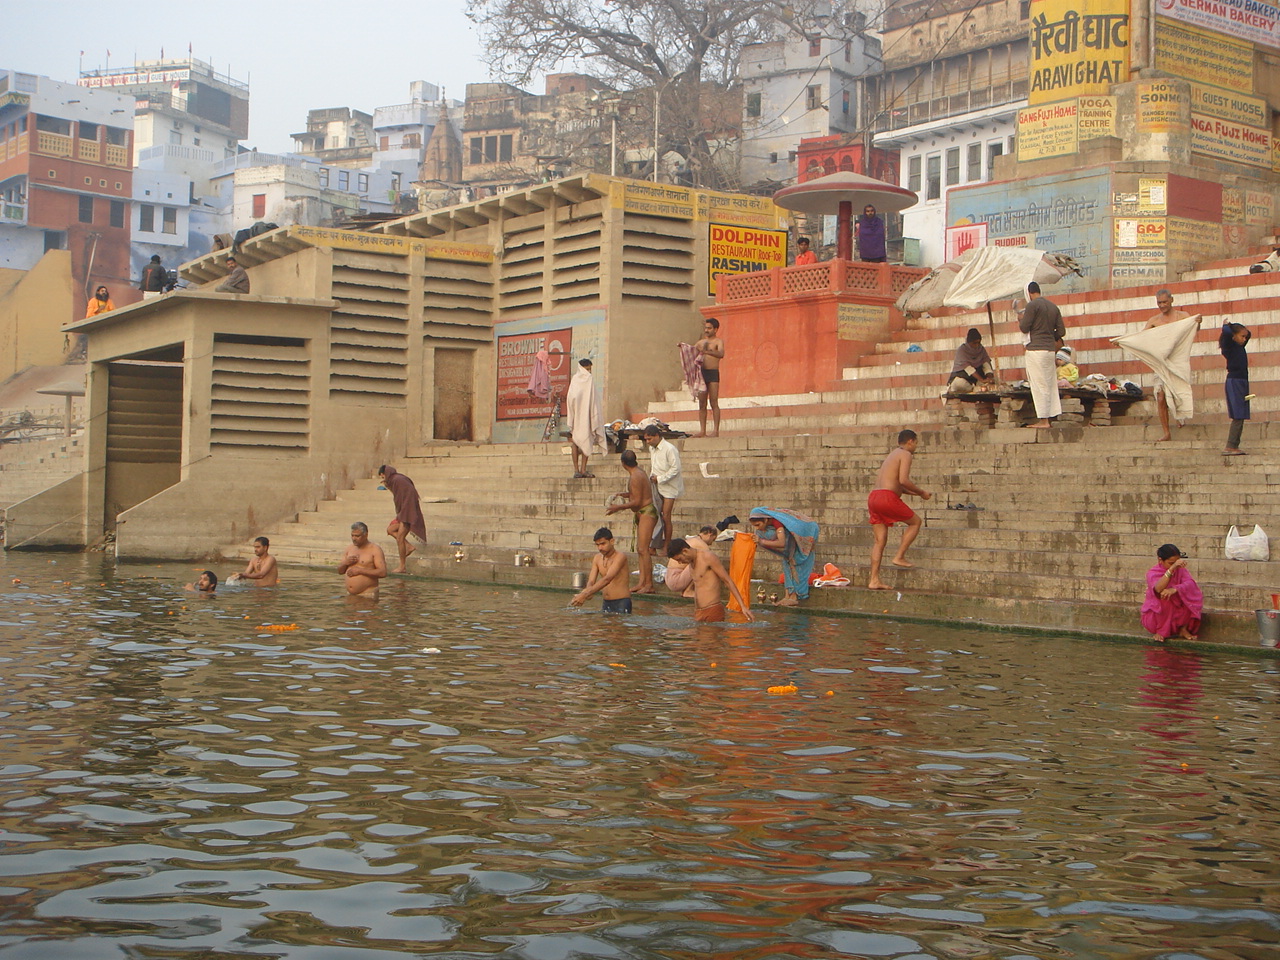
{"left": 945, "top": 222, "right": 989, "bottom": 261}
{"left": 707, "top": 224, "right": 788, "bottom": 295}
{"left": 1135, "top": 80, "right": 1188, "bottom": 131}
{"left": 1154, "top": 18, "right": 1254, "bottom": 93}
{"left": 1190, "top": 115, "right": 1271, "bottom": 168}
{"left": 495, "top": 327, "right": 574, "bottom": 422}
{"left": 1018, "top": 101, "right": 1079, "bottom": 159}
{"left": 1028, "top": 0, "right": 1130, "bottom": 104}
{"left": 1077, "top": 95, "right": 1117, "bottom": 137}
{"left": 1156, "top": 0, "right": 1280, "bottom": 49}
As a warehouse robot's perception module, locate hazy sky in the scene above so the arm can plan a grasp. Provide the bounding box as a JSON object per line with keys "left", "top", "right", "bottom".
{"left": 5, "top": 0, "right": 497, "bottom": 152}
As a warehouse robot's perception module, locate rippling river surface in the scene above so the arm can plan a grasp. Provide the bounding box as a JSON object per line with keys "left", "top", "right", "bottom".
{"left": 1, "top": 552, "right": 1277, "bottom": 959}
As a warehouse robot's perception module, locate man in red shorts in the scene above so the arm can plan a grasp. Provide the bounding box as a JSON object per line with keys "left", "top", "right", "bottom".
{"left": 868, "top": 429, "right": 931, "bottom": 590}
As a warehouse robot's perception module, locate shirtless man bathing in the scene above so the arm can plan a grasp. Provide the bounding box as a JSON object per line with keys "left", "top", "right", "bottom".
{"left": 867, "top": 429, "right": 931, "bottom": 590}
{"left": 666, "top": 538, "right": 754, "bottom": 623}
{"left": 338, "top": 521, "right": 388, "bottom": 596}
{"left": 570, "top": 527, "right": 633, "bottom": 613}
{"left": 606, "top": 449, "right": 658, "bottom": 593}
{"left": 227, "top": 536, "right": 279, "bottom": 586}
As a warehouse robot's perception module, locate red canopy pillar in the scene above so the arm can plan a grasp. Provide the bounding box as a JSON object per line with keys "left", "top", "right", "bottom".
{"left": 837, "top": 200, "right": 853, "bottom": 261}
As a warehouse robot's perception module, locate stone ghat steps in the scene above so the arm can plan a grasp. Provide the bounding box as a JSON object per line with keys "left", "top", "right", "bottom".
{"left": 650, "top": 272, "right": 1280, "bottom": 434}
{"left": 0, "top": 434, "right": 86, "bottom": 510}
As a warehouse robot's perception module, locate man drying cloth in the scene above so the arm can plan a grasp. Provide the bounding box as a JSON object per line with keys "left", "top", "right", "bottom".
{"left": 565, "top": 358, "right": 605, "bottom": 478}
{"left": 378, "top": 465, "right": 427, "bottom": 574}
{"left": 1112, "top": 314, "right": 1202, "bottom": 428}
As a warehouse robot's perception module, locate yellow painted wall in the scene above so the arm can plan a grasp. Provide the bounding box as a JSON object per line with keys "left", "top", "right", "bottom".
{"left": 0, "top": 251, "right": 75, "bottom": 381}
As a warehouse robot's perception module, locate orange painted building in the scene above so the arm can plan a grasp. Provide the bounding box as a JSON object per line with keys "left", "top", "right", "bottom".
{"left": 0, "top": 70, "right": 135, "bottom": 320}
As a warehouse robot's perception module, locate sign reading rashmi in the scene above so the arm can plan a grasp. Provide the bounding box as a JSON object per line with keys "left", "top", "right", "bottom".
{"left": 1029, "top": 0, "right": 1130, "bottom": 104}
{"left": 708, "top": 225, "right": 787, "bottom": 295}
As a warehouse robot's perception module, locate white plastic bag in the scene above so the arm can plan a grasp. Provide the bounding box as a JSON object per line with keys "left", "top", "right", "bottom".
{"left": 1225, "top": 524, "right": 1269, "bottom": 561}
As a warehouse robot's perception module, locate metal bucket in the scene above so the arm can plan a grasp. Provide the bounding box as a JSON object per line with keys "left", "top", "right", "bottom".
{"left": 571, "top": 572, "right": 588, "bottom": 589}
{"left": 1257, "top": 609, "right": 1280, "bottom": 648}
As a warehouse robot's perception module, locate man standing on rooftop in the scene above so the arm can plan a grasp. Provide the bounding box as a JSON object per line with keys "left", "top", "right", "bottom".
{"left": 856, "top": 204, "right": 886, "bottom": 263}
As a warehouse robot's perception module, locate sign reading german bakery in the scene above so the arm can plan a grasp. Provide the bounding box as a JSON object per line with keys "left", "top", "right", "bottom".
{"left": 1029, "top": 0, "right": 1130, "bottom": 104}
{"left": 1157, "top": 0, "right": 1280, "bottom": 49}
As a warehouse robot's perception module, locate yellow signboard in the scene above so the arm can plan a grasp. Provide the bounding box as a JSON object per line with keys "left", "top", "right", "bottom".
{"left": 1135, "top": 80, "right": 1187, "bottom": 132}
{"left": 1077, "top": 95, "right": 1116, "bottom": 137}
{"left": 1018, "top": 101, "right": 1079, "bottom": 159}
{"left": 1191, "top": 84, "right": 1268, "bottom": 128}
{"left": 708, "top": 224, "right": 788, "bottom": 295}
{"left": 614, "top": 181, "right": 784, "bottom": 228}
{"left": 1191, "top": 114, "right": 1271, "bottom": 168}
{"left": 289, "top": 225, "right": 496, "bottom": 263}
{"left": 1154, "top": 18, "right": 1254, "bottom": 94}
{"left": 1028, "top": 0, "right": 1130, "bottom": 104}
{"left": 836, "top": 303, "right": 890, "bottom": 341}
{"left": 1138, "top": 178, "right": 1167, "bottom": 213}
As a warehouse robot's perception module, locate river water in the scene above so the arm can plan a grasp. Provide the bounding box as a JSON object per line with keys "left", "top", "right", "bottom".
{"left": 0, "top": 551, "right": 1276, "bottom": 959}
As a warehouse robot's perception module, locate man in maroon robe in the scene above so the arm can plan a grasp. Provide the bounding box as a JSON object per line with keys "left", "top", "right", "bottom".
{"left": 378, "top": 465, "right": 427, "bottom": 573}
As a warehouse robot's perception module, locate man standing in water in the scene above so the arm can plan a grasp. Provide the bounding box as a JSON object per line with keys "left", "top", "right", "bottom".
{"left": 379, "top": 465, "right": 427, "bottom": 574}
{"left": 339, "top": 522, "right": 388, "bottom": 596}
{"left": 694, "top": 317, "right": 724, "bottom": 437}
{"left": 228, "top": 536, "right": 279, "bottom": 585}
{"left": 1144, "top": 289, "right": 1191, "bottom": 442}
{"left": 570, "top": 527, "right": 633, "bottom": 613}
{"left": 606, "top": 449, "right": 658, "bottom": 593}
{"left": 867, "top": 429, "right": 931, "bottom": 590}
{"left": 666, "top": 539, "right": 754, "bottom": 623}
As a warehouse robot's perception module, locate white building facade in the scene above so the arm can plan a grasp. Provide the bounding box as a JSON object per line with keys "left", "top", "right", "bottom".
{"left": 739, "top": 29, "right": 881, "bottom": 190}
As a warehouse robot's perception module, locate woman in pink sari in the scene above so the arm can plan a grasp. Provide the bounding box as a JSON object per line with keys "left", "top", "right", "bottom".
{"left": 1141, "top": 543, "right": 1203, "bottom": 642}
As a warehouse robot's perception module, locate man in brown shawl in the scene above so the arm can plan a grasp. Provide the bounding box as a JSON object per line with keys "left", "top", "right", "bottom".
{"left": 378, "top": 465, "right": 427, "bottom": 573}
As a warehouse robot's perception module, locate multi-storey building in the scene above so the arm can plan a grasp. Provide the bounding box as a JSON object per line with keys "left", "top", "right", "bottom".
{"left": 868, "top": 0, "right": 1029, "bottom": 264}
{"left": 0, "top": 70, "right": 134, "bottom": 314}
{"left": 79, "top": 58, "right": 251, "bottom": 283}
{"left": 208, "top": 151, "right": 395, "bottom": 231}
{"left": 739, "top": 22, "right": 881, "bottom": 190}
{"left": 372, "top": 81, "right": 462, "bottom": 214}
{"left": 292, "top": 107, "right": 375, "bottom": 169}
{"left": 461, "top": 76, "right": 611, "bottom": 197}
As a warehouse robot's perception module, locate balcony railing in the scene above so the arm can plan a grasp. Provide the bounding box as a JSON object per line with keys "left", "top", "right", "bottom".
{"left": 0, "top": 202, "right": 26, "bottom": 224}
{"left": 35, "top": 131, "right": 73, "bottom": 157}
{"left": 105, "top": 144, "right": 130, "bottom": 167}
{"left": 874, "top": 79, "right": 1028, "bottom": 133}
{"left": 77, "top": 140, "right": 100, "bottom": 162}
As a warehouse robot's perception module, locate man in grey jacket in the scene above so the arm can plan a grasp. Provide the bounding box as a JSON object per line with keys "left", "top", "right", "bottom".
{"left": 1017, "top": 281, "right": 1066, "bottom": 429}
{"left": 216, "top": 256, "right": 250, "bottom": 294}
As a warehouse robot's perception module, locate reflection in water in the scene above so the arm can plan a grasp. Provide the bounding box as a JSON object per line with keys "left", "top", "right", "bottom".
{"left": 0, "top": 552, "right": 1277, "bottom": 958}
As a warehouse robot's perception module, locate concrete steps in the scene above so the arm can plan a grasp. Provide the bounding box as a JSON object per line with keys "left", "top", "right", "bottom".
{"left": 0, "top": 433, "right": 86, "bottom": 510}
{"left": 650, "top": 264, "right": 1280, "bottom": 436}
{"left": 219, "top": 425, "right": 1280, "bottom": 645}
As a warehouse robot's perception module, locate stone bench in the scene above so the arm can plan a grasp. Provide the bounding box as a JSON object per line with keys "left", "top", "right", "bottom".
{"left": 943, "top": 386, "right": 1152, "bottom": 427}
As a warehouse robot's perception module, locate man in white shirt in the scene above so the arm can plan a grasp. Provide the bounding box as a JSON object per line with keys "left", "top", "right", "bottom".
{"left": 642, "top": 424, "right": 683, "bottom": 553}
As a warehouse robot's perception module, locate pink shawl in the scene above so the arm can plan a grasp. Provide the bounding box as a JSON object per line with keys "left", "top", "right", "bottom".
{"left": 678, "top": 342, "right": 706, "bottom": 400}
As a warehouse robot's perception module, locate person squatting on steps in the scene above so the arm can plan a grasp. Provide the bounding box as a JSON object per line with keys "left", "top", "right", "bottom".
{"left": 1141, "top": 543, "right": 1203, "bottom": 642}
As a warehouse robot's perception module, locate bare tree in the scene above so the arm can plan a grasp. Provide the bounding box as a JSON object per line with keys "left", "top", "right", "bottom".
{"left": 466, "top": 0, "right": 868, "bottom": 188}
